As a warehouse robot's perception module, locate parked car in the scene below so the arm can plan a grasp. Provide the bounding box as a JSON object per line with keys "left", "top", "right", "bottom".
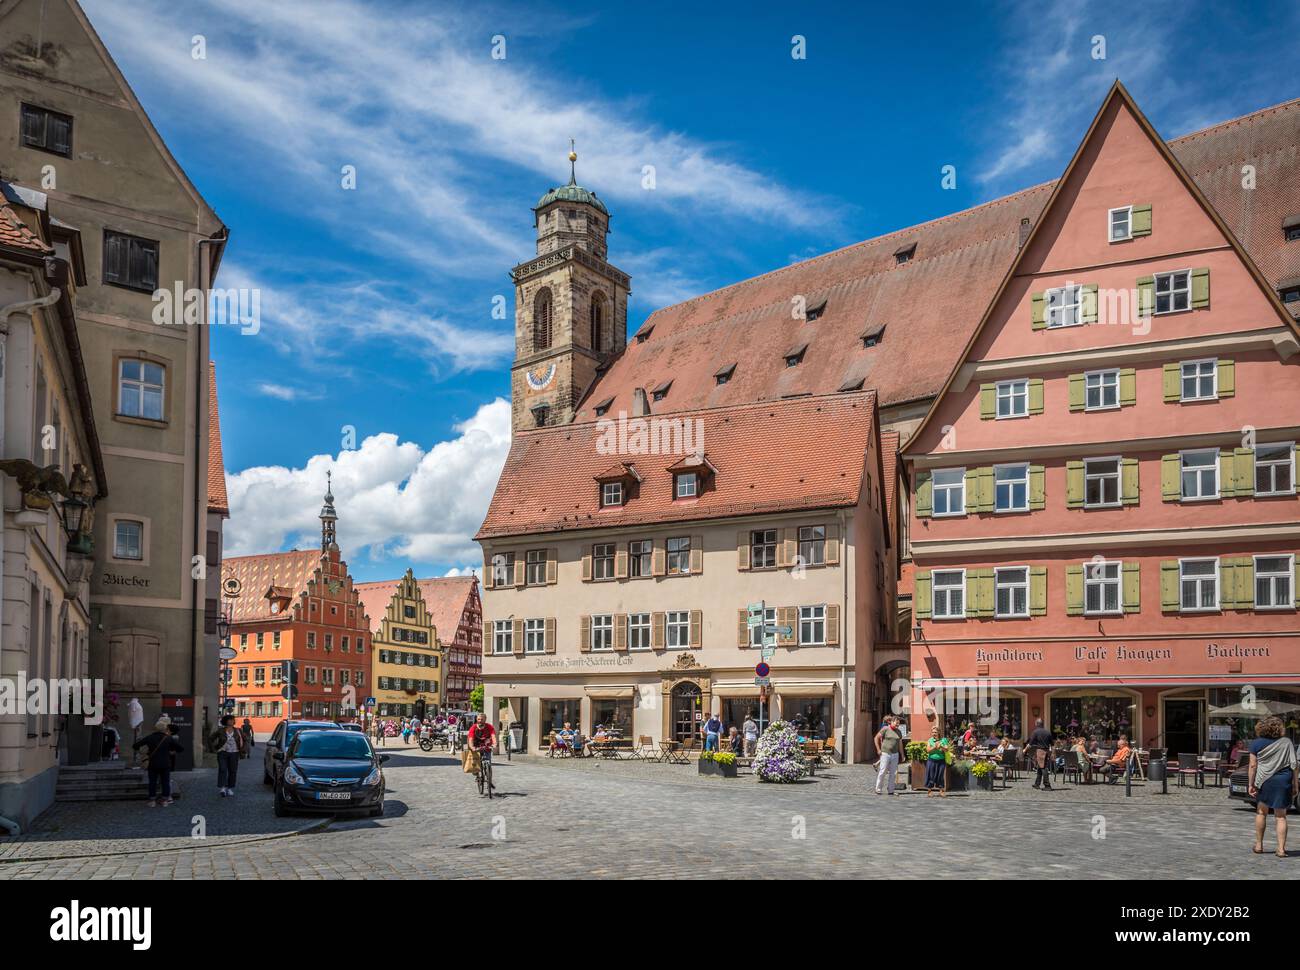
{"left": 273, "top": 729, "right": 388, "bottom": 818}
{"left": 334, "top": 722, "right": 365, "bottom": 733}
{"left": 263, "top": 720, "right": 343, "bottom": 785}
{"left": 1228, "top": 751, "right": 1300, "bottom": 811}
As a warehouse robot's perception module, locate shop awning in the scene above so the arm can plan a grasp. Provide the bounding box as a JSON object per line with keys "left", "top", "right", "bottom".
{"left": 584, "top": 686, "right": 637, "bottom": 699}
{"left": 773, "top": 681, "right": 837, "bottom": 697}
{"left": 713, "top": 682, "right": 762, "bottom": 697}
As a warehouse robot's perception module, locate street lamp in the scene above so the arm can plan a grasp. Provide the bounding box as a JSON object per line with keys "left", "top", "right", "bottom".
{"left": 60, "top": 492, "right": 88, "bottom": 535}
{"left": 216, "top": 615, "right": 231, "bottom": 642}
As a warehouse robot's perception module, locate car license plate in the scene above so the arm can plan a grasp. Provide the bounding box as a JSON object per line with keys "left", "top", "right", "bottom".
{"left": 1230, "top": 784, "right": 1245, "bottom": 794}
{"left": 316, "top": 791, "right": 351, "bottom": 800}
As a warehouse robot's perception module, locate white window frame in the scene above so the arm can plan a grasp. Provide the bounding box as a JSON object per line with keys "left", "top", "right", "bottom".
{"left": 675, "top": 473, "right": 698, "bottom": 499}
{"left": 1254, "top": 443, "right": 1296, "bottom": 497}
{"left": 1179, "top": 558, "right": 1220, "bottom": 613}
{"left": 1084, "top": 369, "right": 1120, "bottom": 411}
{"left": 491, "top": 553, "right": 513, "bottom": 587}
{"left": 750, "top": 529, "right": 778, "bottom": 569}
{"left": 1084, "top": 559, "right": 1122, "bottom": 616}
{"left": 994, "top": 463, "right": 1030, "bottom": 513}
{"left": 665, "top": 611, "right": 690, "bottom": 649}
{"left": 1108, "top": 205, "right": 1133, "bottom": 243}
{"left": 628, "top": 539, "right": 652, "bottom": 578}
{"left": 1083, "top": 456, "right": 1122, "bottom": 509}
{"left": 798, "top": 605, "right": 826, "bottom": 646}
{"left": 932, "top": 468, "right": 966, "bottom": 517}
{"left": 798, "top": 525, "right": 826, "bottom": 566}
{"left": 749, "top": 607, "right": 776, "bottom": 647}
{"left": 1045, "top": 285, "right": 1083, "bottom": 329}
{"left": 932, "top": 569, "right": 966, "bottom": 619}
{"left": 666, "top": 536, "right": 691, "bottom": 575}
{"left": 995, "top": 380, "right": 1028, "bottom": 419}
{"left": 1180, "top": 358, "right": 1217, "bottom": 401}
{"left": 1154, "top": 269, "right": 1191, "bottom": 315}
{"left": 590, "top": 614, "right": 614, "bottom": 651}
{"left": 628, "top": 613, "right": 652, "bottom": 651}
{"left": 994, "top": 567, "right": 1029, "bottom": 619}
{"left": 524, "top": 618, "right": 546, "bottom": 654}
{"left": 1254, "top": 555, "right": 1295, "bottom": 611}
{"left": 592, "top": 543, "right": 615, "bottom": 581}
{"left": 117, "top": 357, "right": 166, "bottom": 422}
{"left": 1180, "top": 449, "right": 1220, "bottom": 501}
{"left": 492, "top": 620, "right": 513, "bottom": 655}
{"left": 601, "top": 482, "right": 624, "bottom": 507}
{"left": 110, "top": 516, "right": 147, "bottom": 562}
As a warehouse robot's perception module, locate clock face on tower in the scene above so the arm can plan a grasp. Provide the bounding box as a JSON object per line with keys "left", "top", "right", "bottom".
{"left": 525, "top": 362, "right": 556, "bottom": 391}
{"left": 328, "top": 580, "right": 342, "bottom": 595}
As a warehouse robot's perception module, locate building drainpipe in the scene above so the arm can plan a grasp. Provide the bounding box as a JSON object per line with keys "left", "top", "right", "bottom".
{"left": 193, "top": 239, "right": 217, "bottom": 727}
{"left": 839, "top": 507, "right": 849, "bottom": 764}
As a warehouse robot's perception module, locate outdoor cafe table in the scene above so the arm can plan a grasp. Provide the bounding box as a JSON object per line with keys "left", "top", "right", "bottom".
{"left": 589, "top": 738, "right": 622, "bottom": 759}
{"left": 659, "top": 741, "right": 688, "bottom": 764}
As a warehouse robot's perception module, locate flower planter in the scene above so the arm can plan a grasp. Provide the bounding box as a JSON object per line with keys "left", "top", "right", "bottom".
{"left": 910, "top": 761, "right": 927, "bottom": 789}
{"left": 715, "top": 760, "right": 738, "bottom": 778}
{"left": 972, "top": 773, "right": 994, "bottom": 792}
{"left": 698, "top": 758, "right": 716, "bottom": 776}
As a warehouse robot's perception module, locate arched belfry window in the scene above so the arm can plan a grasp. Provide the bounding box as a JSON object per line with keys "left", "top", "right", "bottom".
{"left": 590, "top": 291, "right": 607, "bottom": 352}
{"left": 534, "top": 288, "right": 553, "bottom": 351}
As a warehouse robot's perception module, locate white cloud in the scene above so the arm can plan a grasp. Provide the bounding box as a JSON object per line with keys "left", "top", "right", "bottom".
{"left": 224, "top": 398, "right": 512, "bottom": 567}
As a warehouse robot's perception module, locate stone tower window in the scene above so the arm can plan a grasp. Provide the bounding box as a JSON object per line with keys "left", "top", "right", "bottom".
{"left": 534, "top": 288, "right": 553, "bottom": 351}
{"left": 590, "top": 291, "right": 607, "bottom": 352}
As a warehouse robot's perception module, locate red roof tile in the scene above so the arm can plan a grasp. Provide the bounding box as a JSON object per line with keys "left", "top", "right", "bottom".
{"left": 353, "top": 575, "right": 479, "bottom": 645}
{"left": 207, "top": 361, "right": 230, "bottom": 516}
{"left": 223, "top": 550, "right": 323, "bottom": 623}
{"left": 0, "top": 198, "right": 53, "bottom": 255}
{"left": 479, "top": 392, "right": 877, "bottom": 539}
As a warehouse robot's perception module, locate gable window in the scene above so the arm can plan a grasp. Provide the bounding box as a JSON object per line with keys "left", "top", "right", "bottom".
{"left": 524, "top": 618, "right": 546, "bottom": 654}
{"left": 1154, "top": 270, "right": 1190, "bottom": 314}
{"left": 894, "top": 244, "right": 916, "bottom": 265}
{"left": 592, "top": 543, "right": 615, "bottom": 580}
{"left": 1085, "top": 561, "right": 1122, "bottom": 615}
{"left": 932, "top": 570, "right": 965, "bottom": 619}
{"left": 666, "top": 536, "right": 691, "bottom": 575}
{"left": 1282, "top": 285, "right": 1300, "bottom": 303}
{"left": 1255, "top": 556, "right": 1294, "bottom": 611}
{"left": 1180, "top": 359, "right": 1217, "bottom": 401}
{"left": 103, "top": 230, "right": 159, "bottom": 292}
{"left": 594, "top": 399, "right": 613, "bottom": 417}
{"left": 1085, "top": 370, "right": 1119, "bottom": 410}
{"left": 117, "top": 358, "right": 165, "bottom": 422}
{"left": 652, "top": 381, "right": 672, "bottom": 402}
{"left": 994, "top": 567, "right": 1029, "bottom": 618}
{"left": 1108, "top": 206, "right": 1132, "bottom": 242}
{"left": 629, "top": 539, "right": 652, "bottom": 578}
{"left": 20, "top": 103, "right": 73, "bottom": 157}
{"left": 113, "top": 519, "right": 144, "bottom": 560}
{"left": 804, "top": 301, "right": 826, "bottom": 322}
{"left": 798, "top": 605, "right": 826, "bottom": 645}
{"left": 715, "top": 364, "right": 736, "bottom": 385}
{"left": 749, "top": 607, "right": 776, "bottom": 647}
{"left": 1180, "top": 559, "right": 1219, "bottom": 612}
{"left": 674, "top": 473, "right": 698, "bottom": 499}
{"left": 932, "top": 468, "right": 966, "bottom": 516}
{"left": 491, "top": 552, "right": 515, "bottom": 587}
{"left": 1046, "top": 285, "right": 1082, "bottom": 328}
{"left": 784, "top": 344, "right": 807, "bottom": 367}
{"left": 628, "top": 613, "right": 652, "bottom": 650}
{"left": 862, "top": 325, "right": 885, "bottom": 348}
{"left": 994, "top": 464, "right": 1029, "bottom": 512}
{"left": 1084, "top": 458, "right": 1121, "bottom": 508}
{"left": 1180, "top": 450, "right": 1219, "bottom": 500}
{"left": 666, "top": 611, "right": 690, "bottom": 648}
{"left": 798, "top": 525, "right": 826, "bottom": 566}
{"left": 525, "top": 549, "right": 547, "bottom": 585}
{"left": 601, "top": 482, "right": 624, "bottom": 507}
{"left": 996, "top": 380, "right": 1029, "bottom": 419}
{"left": 1255, "top": 443, "right": 1295, "bottom": 496}
{"left": 533, "top": 289, "right": 553, "bottom": 350}
{"left": 590, "top": 614, "right": 614, "bottom": 651}
{"left": 750, "top": 529, "right": 777, "bottom": 569}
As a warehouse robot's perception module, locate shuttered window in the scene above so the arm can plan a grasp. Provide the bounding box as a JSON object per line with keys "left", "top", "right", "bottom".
{"left": 932, "top": 570, "right": 965, "bottom": 619}
{"left": 932, "top": 468, "right": 965, "bottom": 516}
{"left": 1254, "top": 556, "right": 1294, "bottom": 611}
{"left": 994, "top": 567, "right": 1029, "bottom": 618}
{"left": 103, "top": 230, "right": 160, "bottom": 292}
{"left": 20, "top": 103, "right": 73, "bottom": 157}
{"left": 1255, "top": 443, "right": 1295, "bottom": 496}
{"left": 1180, "top": 559, "right": 1219, "bottom": 612}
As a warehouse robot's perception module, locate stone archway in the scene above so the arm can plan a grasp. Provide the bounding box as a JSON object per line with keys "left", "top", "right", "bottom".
{"left": 659, "top": 653, "right": 710, "bottom": 741}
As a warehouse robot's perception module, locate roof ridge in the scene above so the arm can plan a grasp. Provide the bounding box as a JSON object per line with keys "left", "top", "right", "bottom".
{"left": 1168, "top": 95, "right": 1300, "bottom": 144}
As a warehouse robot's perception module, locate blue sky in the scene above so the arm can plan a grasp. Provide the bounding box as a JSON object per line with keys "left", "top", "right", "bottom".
{"left": 81, "top": 0, "right": 1299, "bottom": 580}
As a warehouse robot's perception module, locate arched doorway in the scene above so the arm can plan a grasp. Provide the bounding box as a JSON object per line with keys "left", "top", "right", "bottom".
{"left": 671, "top": 682, "right": 702, "bottom": 741}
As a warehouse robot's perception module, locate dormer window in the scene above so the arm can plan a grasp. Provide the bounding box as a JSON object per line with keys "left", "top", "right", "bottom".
{"left": 838, "top": 377, "right": 865, "bottom": 392}
{"left": 674, "top": 472, "right": 698, "bottom": 499}
{"left": 1280, "top": 285, "right": 1300, "bottom": 304}
{"left": 635, "top": 325, "right": 654, "bottom": 344}
{"left": 862, "top": 324, "right": 886, "bottom": 348}
{"left": 601, "top": 481, "right": 624, "bottom": 507}
{"left": 715, "top": 363, "right": 736, "bottom": 385}
{"left": 1283, "top": 216, "right": 1300, "bottom": 242}
{"left": 784, "top": 343, "right": 807, "bottom": 368}
{"left": 652, "top": 380, "right": 672, "bottom": 402}
{"left": 894, "top": 243, "right": 916, "bottom": 265}
{"left": 593, "top": 396, "right": 614, "bottom": 417}
{"left": 804, "top": 300, "right": 826, "bottom": 322}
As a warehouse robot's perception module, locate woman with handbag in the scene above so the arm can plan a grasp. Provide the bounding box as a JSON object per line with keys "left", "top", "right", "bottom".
{"left": 1248, "top": 716, "right": 1299, "bottom": 858}
{"left": 132, "top": 718, "right": 184, "bottom": 808}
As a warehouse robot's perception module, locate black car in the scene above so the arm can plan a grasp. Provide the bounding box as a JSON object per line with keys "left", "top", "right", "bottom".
{"left": 273, "top": 729, "right": 388, "bottom": 817}
{"left": 1228, "top": 751, "right": 1300, "bottom": 811}
{"left": 263, "top": 720, "right": 344, "bottom": 785}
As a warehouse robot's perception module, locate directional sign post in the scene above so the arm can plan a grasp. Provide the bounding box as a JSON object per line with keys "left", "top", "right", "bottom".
{"left": 746, "top": 602, "right": 766, "bottom": 629}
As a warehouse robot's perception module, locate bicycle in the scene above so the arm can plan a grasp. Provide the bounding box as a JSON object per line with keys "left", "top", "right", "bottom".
{"left": 473, "top": 746, "right": 494, "bottom": 798}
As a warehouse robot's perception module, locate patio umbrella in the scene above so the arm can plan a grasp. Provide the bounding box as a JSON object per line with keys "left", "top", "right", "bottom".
{"left": 1208, "top": 699, "right": 1300, "bottom": 717}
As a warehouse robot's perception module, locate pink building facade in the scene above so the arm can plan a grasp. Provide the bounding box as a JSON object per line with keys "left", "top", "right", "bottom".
{"left": 903, "top": 85, "right": 1300, "bottom": 760}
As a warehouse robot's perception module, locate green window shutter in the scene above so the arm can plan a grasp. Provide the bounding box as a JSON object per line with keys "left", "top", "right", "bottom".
{"left": 1031, "top": 291, "right": 1046, "bottom": 330}
{"left": 915, "top": 570, "right": 932, "bottom": 619}
{"left": 1233, "top": 448, "right": 1254, "bottom": 497}
{"left": 1219, "top": 450, "right": 1236, "bottom": 498}
{"left": 1137, "top": 276, "right": 1155, "bottom": 317}
{"left": 963, "top": 469, "right": 979, "bottom": 516}
{"left": 1220, "top": 560, "right": 1238, "bottom": 610}
{"left": 976, "top": 467, "right": 994, "bottom": 513}
{"left": 1068, "top": 374, "right": 1085, "bottom": 412}
{"left": 979, "top": 383, "right": 996, "bottom": 420}
{"left": 1081, "top": 283, "right": 1099, "bottom": 324}
{"left": 1160, "top": 561, "right": 1180, "bottom": 612}
{"left": 1121, "top": 458, "right": 1140, "bottom": 505}
{"left": 1029, "top": 464, "right": 1046, "bottom": 510}
{"left": 1162, "top": 362, "right": 1181, "bottom": 402}
{"left": 1065, "top": 565, "right": 1084, "bottom": 616}
{"left": 1217, "top": 358, "right": 1235, "bottom": 397}
{"left": 1119, "top": 368, "right": 1137, "bottom": 406}
{"left": 1122, "top": 562, "right": 1141, "bottom": 613}
{"left": 1160, "top": 454, "right": 1181, "bottom": 501}
{"left": 1030, "top": 566, "right": 1047, "bottom": 616}
{"left": 1295, "top": 558, "right": 1300, "bottom": 608}
{"left": 1028, "top": 378, "right": 1044, "bottom": 415}
{"left": 1131, "top": 204, "right": 1152, "bottom": 237}
{"left": 1234, "top": 557, "right": 1255, "bottom": 611}
{"left": 915, "top": 470, "right": 933, "bottom": 518}
{"left": 1191, "top": 267, "right": 1210, "bottom": 309}
{"left": 972, "top": 569, "right": 995, "bottom": 618}
{"left": 1066, "top": 460, "right": 1085, "bottom": 509}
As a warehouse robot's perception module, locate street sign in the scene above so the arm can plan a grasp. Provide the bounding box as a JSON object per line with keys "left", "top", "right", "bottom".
{"left": 281, "top": 685, "right": 298, "bottom": 700}
{"left": 755, "top": 662, "right": 770, "bottom": 678}
{"left": 776, "top": 626, "right": 793, "bottom": 637}
{"left": 365, "top": 697, "right": 376, "bottom": 707}
{"left": 760, "top": 648, "right": 775, "bottom": 660}
{"left": 746, "top": 602, "right": 766, "bottom": 628}
{"left": 762, "top": 632, "right": 776, "bottom": 648}
{"left": 754, "top": 676, "right": 771, "bottom": 687}
{"left": 218, "top": 646, "right": 237, "bottom": 661}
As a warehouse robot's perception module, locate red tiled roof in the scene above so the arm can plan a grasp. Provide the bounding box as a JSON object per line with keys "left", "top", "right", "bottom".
{"left": 351, "top": 580, "right": 399, "bottom": 636}
{"left": 223, "top": 550, "right": 322, "bottom": 623}
{"left": 0, "top": 198, "right": 53, "bottom": 255}
{"left": 354, "top": 575, "right": 479, "bottom": 645}
{"left": 880, "top": 430, "right": 900, "bottom": 539}
{"left": 207, "top": 361, "right": 230, "bottom": 516}
{"left": 570, "top": 97, "right": 1300, "bottom": 420}
{"left": 479, "top": 392, "right": 877, "bottom": 539}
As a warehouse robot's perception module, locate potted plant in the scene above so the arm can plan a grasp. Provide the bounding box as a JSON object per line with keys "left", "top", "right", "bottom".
{"left": 970, "top": 758, "right": 997, "bottom": 791}
{"left": 713, "top": 751, "right": 738, "bottom": 778}
{"left": 905, "top": 740, "right": 929, "bottom": 789}
{"left": 697, "top": 751, "right": 716, "bottom": 776}
{"left": 950, "top": 758, "right": 974, "bottom": 791}
{"left": 753, "top": 721, "right": 809, "bottom": 783}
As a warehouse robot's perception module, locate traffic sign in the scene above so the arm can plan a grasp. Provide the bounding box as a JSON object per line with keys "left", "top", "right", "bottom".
{"left": 281, "top": 685, "right": 298, "bottom": 700}
{"left": 760, "top": 648, "right": 775, "bottom": 660}
{"left": 746, "top": 602, "right": 766, "bottom": 628}
{"left": 754, "top": 676, "right": 771, "bottom": 687}
{"left": 776, "top": 626, "right": 793, "bottom": 637}
{"left": 365, "top": 697, "right": 376, "bottom": 707}
{"left": 755, "top": 662, "right": 770, "bottom": 678}
{"left": 762, "top": 632, "right": 776, "bottom": 648}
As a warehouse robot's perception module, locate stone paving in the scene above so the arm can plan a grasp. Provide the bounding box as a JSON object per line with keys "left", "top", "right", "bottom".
{"left": 0, "top": 746, "right": 1293, "bottom": 879}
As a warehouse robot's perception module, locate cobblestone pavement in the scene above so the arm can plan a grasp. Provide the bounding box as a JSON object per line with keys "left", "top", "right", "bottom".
{"left": 0, "top": 748, "right": 1294, "bottom": 879}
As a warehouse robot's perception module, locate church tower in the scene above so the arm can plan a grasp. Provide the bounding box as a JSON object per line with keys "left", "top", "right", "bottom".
{"left": 509, "top": 146, "right": 631, "bottom": 433}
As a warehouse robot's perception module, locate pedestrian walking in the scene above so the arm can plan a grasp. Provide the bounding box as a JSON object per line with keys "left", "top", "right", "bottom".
{"left": 209, "top": 714, "right": 245, "bottom": 797}
{"left": 874, "top": 715, "right": 904, "bottom": 795}
{"left": 240, "top": 718, "right": 254, "bottom": 759}
{"left": 742, "top": 712, "right": 759, "bottom": 758}
{"left": 132, "top": 718, "right": 183, "bottom": 807}
{"left": 1027, "top": 718, "right": 1055, "bottom": 790}
{"left": 1248, "top": 715, "right": 1299, "bottom": 858}
{"left": 924, "top": 725, "right": 950, "bottom": 797}
{"left": 702, "top": 711, "right": 722, "bottom": 752}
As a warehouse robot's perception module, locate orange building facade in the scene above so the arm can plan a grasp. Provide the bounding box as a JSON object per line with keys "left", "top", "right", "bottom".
{"left": 903, "top": 85, "right": 1300, "bottom": 760}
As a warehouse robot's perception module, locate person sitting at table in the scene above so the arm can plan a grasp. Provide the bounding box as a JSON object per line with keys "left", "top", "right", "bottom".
{"left": 993, "top": 736, "right": 1013, "bottom": 758}
{"left": 1069, "top": 736, "right": 1093, "bottom": 782}
{"left": 961, "top": 722, "right": 977, "bottom": 749}
{"left": 1098, "top": 735, "right": 1133, "bottom": 781}
{"left": 554, "top": 722, "right": 579, "bottom": 755}
{"left": 725, "top": 725, "right": 741, "bottom": 753}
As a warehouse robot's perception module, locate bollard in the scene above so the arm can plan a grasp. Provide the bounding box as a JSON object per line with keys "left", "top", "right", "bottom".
{"left": 1125, "top": 756, "right": 1132, "bottom": 797}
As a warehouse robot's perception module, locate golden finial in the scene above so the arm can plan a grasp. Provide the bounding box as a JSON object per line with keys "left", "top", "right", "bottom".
{"left": 568, "top": 138, "right": 577, "bottom": 184}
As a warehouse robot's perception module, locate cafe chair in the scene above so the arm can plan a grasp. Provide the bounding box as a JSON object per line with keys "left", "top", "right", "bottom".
{"left": 1062, "top": 750, "right": 1085, "bottom": 785}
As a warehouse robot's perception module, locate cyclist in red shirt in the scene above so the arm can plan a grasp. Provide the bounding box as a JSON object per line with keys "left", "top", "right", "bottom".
{"left": 468, "top": 713, "right": 496, "bottom": 751}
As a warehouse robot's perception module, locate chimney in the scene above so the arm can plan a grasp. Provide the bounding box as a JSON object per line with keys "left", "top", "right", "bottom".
{"left": 1018, "top": 218, "right": 1032, "bottom": 249}
{"left": 632, "top": 387, "right": 650, "bottom": 417}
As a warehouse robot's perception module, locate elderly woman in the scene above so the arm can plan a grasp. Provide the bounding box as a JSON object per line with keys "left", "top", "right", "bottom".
{"left": 1248, "top": 716, "right": 1299, "bottom": 857}
{"left": 924, "top": 725, "right": 951, "bottom": 798}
